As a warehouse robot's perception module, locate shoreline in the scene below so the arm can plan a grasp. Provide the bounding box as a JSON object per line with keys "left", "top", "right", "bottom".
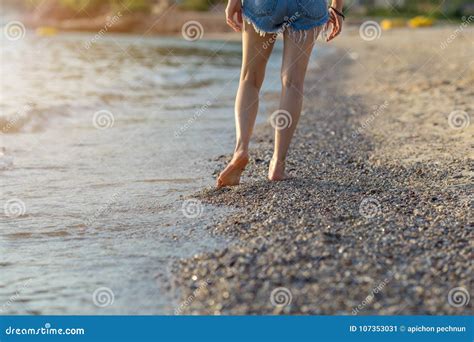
{"left": 173, "top": 27, "right": 472, "bottom": 314}
{"left": 0, "top": 31, "right": 244, "bottom": 314}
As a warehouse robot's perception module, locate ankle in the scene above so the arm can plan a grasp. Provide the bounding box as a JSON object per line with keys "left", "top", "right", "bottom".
{"left": 271, "top": 156, "right": 286, "bottom": 167}
{"left": 233, "top": 148, "right": 249, "bottom": 159}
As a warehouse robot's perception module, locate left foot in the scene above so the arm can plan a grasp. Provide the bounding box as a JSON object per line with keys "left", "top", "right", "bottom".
{"left": 268, "top": 158, "right": 287, "bottom": 181}
{"left": 216, "top": 153, "right": 249, "bottom": 188}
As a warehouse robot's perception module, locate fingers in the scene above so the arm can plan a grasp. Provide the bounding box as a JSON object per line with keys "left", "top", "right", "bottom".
{"left": 226, "top": 9, "right": 242, "bottom": 32}
{"left": 225, "top": 12, "right": 238, "bottom": 32}
{"left": 328, "top": 13, "right": 338, "bottom": 41}
{"left": 325, "top": 12, "right": 335, "bottom": 42}
{"left": 326, "top": 11, "right": 342, "bottom": 42}
{"left": 324, "top": 18, "right": 333, "bottom": 34}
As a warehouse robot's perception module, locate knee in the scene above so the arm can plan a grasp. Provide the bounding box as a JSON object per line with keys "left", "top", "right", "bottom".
{"left": 240, "top": 67, "right": 265, "bottom": 89}
{"left": 281, "top": 72, "right": 305, "bottom": 92}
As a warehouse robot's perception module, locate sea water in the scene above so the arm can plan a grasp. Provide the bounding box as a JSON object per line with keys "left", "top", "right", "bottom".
{"left": 0, "top": 27, "right": 326, "bottom": 314}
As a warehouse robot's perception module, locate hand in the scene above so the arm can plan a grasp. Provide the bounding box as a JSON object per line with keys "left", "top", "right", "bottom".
{"left": 326, "top": 8, "right": 343, "bottom": 42}
{"left": 225, "top": 0, "right": 243, "bottom": 32}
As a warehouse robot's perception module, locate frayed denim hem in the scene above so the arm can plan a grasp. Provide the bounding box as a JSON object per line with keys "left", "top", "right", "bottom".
{"left": 241, "top": 9, "right": 330, "bottom": 44}
{"left": 241, "top": 9, "right": 281, "bottom": 36}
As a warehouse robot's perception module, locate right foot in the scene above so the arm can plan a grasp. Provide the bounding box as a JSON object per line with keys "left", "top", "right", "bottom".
{"left": 216, "top": 153, "right": 249, "bottom": 188}
{"left": 268, "top": 158, "right": 287, "bottom": 181}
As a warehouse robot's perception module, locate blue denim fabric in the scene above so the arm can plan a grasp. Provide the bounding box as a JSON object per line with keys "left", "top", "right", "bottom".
{"left": 241, "top": 0, "right": 329, "bottom": 34}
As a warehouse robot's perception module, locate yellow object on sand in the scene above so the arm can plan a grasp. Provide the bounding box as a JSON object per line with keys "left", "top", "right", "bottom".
{"left": 381, "top": 19, "right": 406, "bottom": 30}
{"left": 36, "top": 27, "right": 58, "bottom": 37}
{"left": 408, "top": 16, "right": 434, "bottom": 28}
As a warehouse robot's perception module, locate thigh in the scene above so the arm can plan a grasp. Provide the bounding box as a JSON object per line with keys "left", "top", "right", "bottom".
{"left": 241, "top": 22, "right": 276, "bottom": 80}
{"left": 281, "top": 28, "right": 321, "bottom": 84}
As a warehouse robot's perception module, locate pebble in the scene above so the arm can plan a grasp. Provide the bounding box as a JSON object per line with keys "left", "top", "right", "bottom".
{"left": 173, "top": 29, "right": 471, "bottom": 315}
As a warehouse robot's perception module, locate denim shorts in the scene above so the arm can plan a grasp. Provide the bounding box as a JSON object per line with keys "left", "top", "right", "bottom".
{"left": 241, "top": 0, "right": 329, "bottom": 39}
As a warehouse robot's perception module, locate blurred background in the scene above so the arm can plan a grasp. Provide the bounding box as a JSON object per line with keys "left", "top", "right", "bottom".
{"left": 1, "top": 0, "right": 473, "bottom": 35}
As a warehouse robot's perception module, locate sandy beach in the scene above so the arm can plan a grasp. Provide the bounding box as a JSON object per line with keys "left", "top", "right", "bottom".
{"left": 173, "top": 26, "right": 473, "bottom": 315}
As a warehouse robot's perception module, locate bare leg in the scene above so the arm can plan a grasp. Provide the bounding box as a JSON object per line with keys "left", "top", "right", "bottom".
{"left": 217, "top": 22, "right": 275, "bottom": 188}
{"left": 269, "top": 28, "right": 320, "bottom": 181}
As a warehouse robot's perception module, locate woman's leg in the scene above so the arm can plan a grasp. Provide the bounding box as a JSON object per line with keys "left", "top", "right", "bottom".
{"left": 217, "top": 22, "right": 276, "bottom": 188}
{"left": 269, "top": 29, "right": 320, "bottom": 181}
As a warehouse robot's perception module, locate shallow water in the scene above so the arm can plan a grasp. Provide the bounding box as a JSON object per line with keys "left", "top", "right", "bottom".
{"left": 0, "top": 27, "right": 327, "bottom": 314}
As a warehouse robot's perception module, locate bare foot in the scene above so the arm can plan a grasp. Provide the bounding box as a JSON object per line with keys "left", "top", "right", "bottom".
{"left": 268, "top": 158, "right": 287, "bottom": 181}
{"left": 216, "top": 153, "right": 249, "bottom": 188}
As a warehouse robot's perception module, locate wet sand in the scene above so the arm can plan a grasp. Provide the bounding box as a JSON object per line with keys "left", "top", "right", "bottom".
{"left": 173, "top": 26, "right": 472, "bottom": 315}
